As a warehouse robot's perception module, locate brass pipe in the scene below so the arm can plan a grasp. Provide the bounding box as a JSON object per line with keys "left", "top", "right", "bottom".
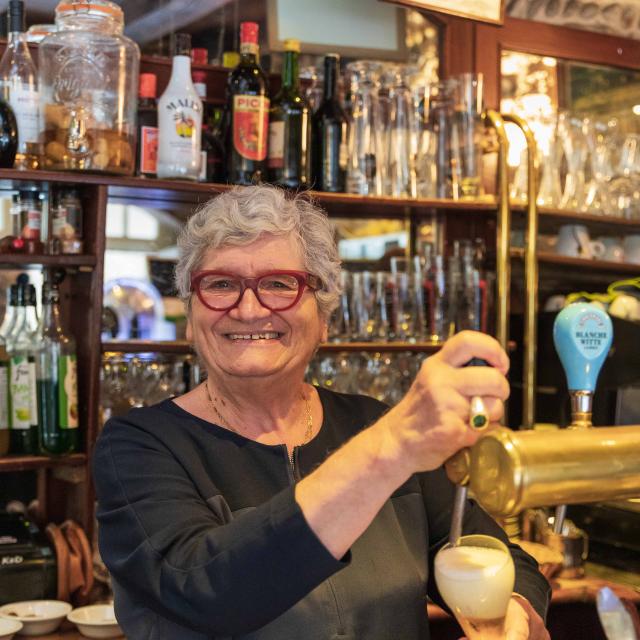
{"left": 446, "top": 425, "right": 640, "bottom": 517}
{"left": 483, "top": 110, "right": 510, "bottom": 352}
{"left": 501, "top": 114, "right": 539, "bottom": 429}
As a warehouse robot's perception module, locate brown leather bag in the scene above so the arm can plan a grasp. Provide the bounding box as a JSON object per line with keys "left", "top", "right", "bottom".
{"left": 45, "top": 520, "right": 94, "bottom": 605}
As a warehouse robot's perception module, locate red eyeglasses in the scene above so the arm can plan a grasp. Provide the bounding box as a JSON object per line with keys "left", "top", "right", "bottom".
{"left": 190, "top": 270, "right": 321, "bottom": 311}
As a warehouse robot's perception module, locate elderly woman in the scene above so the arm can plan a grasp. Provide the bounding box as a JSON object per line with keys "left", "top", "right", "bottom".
{"left": 94, "top": 185, "right": 550, "bottom": 640}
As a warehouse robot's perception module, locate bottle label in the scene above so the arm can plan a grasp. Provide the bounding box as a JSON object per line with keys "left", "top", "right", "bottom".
{"left": 139, "top": 126, "right": 158, "bottom": 174}
{"left": 267, "top": 121, "right": 285, "bottom": 169}
{"left": 8, "top": 84, "right": 39, "bottom": 146}
{"left": 9, "top": 356, "right": 31, "bottom": 429}
{"left": 59, "top": 355, "right": 78, "bottom": 429}
{"left": 233, "top": 95, "right": 269, "bottom": 161}
{"left": 0, "top": 363, "right": 8, "bottom": 430}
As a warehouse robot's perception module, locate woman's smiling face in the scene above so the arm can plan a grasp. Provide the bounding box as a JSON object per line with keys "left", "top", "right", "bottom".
{"left": 187, "top": 233, "right": 328, "bottom": 383}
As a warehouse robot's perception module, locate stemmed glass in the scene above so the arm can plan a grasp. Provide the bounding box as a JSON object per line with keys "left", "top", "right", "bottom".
{"left": 557, "top": 111, "right": 588, "bottom": 211}
{"left": 435, "top": 534, "right": 515, "bottom": 639}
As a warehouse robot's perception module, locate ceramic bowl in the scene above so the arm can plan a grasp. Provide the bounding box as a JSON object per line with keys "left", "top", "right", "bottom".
{"left": 67, "top": 605, "right": 123, "bottom": 639}
{"left": 0, "top": 600, "right": 71, "bottom": 636}
{"left": 0, "top": 618, "right": 22, "bottom": 640}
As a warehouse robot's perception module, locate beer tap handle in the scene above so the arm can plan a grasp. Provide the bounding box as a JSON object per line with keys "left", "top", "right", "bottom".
{"left": 552, "top": 303, "right": 613, "bottom": 532}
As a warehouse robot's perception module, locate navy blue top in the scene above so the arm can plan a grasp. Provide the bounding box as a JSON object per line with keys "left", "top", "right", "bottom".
{"left": 94, "top": 387, "right": 550, "bottom": 639}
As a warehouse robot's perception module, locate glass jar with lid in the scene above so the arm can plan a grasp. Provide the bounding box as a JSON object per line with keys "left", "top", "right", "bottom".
{"left": 38, "top": 1, "right": 140, "bottom": 175}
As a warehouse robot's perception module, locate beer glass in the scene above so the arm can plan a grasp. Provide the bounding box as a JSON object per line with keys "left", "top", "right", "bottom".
{"left": 435, "top": 534, "right": 515, "bottom": 639}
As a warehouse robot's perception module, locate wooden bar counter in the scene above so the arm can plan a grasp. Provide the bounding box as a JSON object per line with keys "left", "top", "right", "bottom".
{"left": 30, "top": 571, "right": 640, "bottom": 640}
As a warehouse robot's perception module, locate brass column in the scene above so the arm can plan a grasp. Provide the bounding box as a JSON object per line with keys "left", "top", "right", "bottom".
{"left": 483, "top": 110, "right": 511, "bottom": 352}
{"left": 501, "top": 114, "right": 539, "bottom": 429}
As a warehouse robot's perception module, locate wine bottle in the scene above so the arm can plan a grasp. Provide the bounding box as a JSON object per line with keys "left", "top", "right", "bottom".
{"left": 226, "top": 22, "right": 270, "bottom": 185}
{"left": 37, "top": 274, "right": 79, "bottom": 455}
{"left": 0, "top": 0, "right": 39, "bottom": 169}
{"left": 136, "top": 73, "right": 158, "bottom": 177}
{"left": 268, "top": 39, "right": 310, "bottom": 189}
{"left": 312, "top": 54, "right": 348, "bottom": 192}
{"left": 0, "top": 100, "right": 17, "bottom": 168}
{"left": 157, "top": 33, "right": 203, "bottom": 180}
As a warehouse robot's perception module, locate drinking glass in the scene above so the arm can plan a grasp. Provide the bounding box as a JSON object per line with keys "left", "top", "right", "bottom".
{"left": 452, "top": 73, "right": 484, "bottom": 199}
{"left": 609, "top": 133, "right": 640, "bottom": 220}
{"left": 536, "top": 114, "right": 564, "bottom": 208}
{"left": 583, "top": 117, "right": 615, "bottom": 215}
{"left": 425, "top": 79, "right": 459, "bottom": 199}
{"left": 388, "top": 67, "right": 417, "bottom": 198}
{"left": 435, "top": 534, "right": 515, "bottom": 640}
{"left": 346, "top": 61, "right": 384, "bottom": 196}
{"left": 557, "top": 111, "right": 588, "bottom": 211}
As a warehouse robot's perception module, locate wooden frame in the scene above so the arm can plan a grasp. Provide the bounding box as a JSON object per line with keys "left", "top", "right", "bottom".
{"left": 383, "top": 0, "right": 504, "bottom": 25}
{"left": 267, "top": 0, "right": 407, "bottom": 60}
{"left": 474, "top": 16, "right": 640, "bottom": 109}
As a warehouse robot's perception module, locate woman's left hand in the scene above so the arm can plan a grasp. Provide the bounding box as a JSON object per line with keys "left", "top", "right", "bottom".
{"left": 503, "top": 595, "right": 550, "bottom": 640}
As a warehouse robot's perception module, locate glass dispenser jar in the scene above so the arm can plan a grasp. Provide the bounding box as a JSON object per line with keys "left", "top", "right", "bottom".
{"left": 38, "top": 1, "right": 140, "bottom": 175}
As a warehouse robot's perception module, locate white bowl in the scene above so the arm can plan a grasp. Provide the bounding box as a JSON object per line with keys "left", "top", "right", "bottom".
{"left": 0, "top": 600, "right": 71, "bottom": 636}
{"left": 0, "top": 618, "right": 22, "bottom": 640}
{"left": 67, "top": 605, "right": 123, "bottom": 639}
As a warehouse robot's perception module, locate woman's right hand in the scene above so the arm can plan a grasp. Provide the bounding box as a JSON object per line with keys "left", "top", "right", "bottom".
{"left": 375, "top": 330, "right": 511, "bottom": 474}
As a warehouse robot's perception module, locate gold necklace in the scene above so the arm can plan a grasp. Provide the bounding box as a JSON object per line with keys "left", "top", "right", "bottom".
{"left": 204, "top": 382, "right": 313, "bottom": 465}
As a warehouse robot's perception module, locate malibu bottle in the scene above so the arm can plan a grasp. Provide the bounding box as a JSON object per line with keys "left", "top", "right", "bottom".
{"left": 268, "top": 39, "right": 310, "bottom": 188}
{"left": 157, "top": 33, "right": 202, "bottom": 180}
{"left": 226, "top": 22, "right": 269, "bottom": 185}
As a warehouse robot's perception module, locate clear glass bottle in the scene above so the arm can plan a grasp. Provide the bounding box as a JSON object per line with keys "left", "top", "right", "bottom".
{"left": 37, "top": 277, "right": 79, "bottom": 455}
{"left": 157, "top": 33, "right": 202, "bottom": 181}
{"left": 0, "top": 284, "right": 19, "bottom": 341}
{"left": 8, "top": 280, "right": 38, "bottom": 455}
{"left": 0, "top": 0, "right": 40, "bottom": 170}
{"left": 38, "top": 0, "right": 140, "bottom": 174}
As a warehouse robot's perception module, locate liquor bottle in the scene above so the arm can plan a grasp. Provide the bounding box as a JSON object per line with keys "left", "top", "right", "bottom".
{"left": 0, "top": 0, "right": 40, "bottom": 169}
{"left": 0, "top": 100, "right": 17, "bottom": 168}
{"left": 311, "top": 54, "right": 348, "bottom": 192}
{"left": 8, "top": 279, "right": 38, "bottom": 454}
{"left": 157, "top": 33, "right": 202, "bottom": 180}
{"left": 0, "top": 284, "right": 18, "bottom": 340}
{"left": 136, "top": 73, "right": 158, "bottom": 177}
{"left": 226, "top": 22, "right": 270, "bottom": 185}
{"left": 268, "top": 39, "right": 310, "bottom": 188}
{"left": 37, "top": 275, "right": 79, "bottom": 455}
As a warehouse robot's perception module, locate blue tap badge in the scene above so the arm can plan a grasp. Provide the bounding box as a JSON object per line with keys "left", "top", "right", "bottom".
{"left": 553, "top": 303, "right": 613, "bottom": 392}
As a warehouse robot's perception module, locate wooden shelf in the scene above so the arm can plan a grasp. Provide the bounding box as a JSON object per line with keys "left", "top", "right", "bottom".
{"left": 0, "top": 254, "right": 96, "bottom": 267}
{"left": 0, "top": 453, "right": 86, "bottom": 472}
{"left": 511, "top": 248, "right": 640, "bottom": 273}
{"left": 0, "top": 168, "right": 498, "bottom": 217}
{"left": 102, "top": 339, "right": 517, "bottom": 355}
{"left": 101, "top": 339, "right": 446, "bottom": 354}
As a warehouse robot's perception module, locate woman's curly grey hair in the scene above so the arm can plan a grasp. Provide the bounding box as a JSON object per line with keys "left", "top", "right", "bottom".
{"left": 175, "top": 185, "right": 341, "bottom": 317}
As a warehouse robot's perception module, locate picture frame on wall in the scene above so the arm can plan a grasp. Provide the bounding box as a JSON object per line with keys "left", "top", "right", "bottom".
{"left": 267, "top": 0, "right": 407, "bottom": 59}
{"left": 381, "top": 0, "right": 505, "bottom": 25}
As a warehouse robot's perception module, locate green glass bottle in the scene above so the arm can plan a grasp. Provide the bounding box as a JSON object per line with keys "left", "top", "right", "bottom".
{"left": 268, "top": 39, "right": 310, "bottom": 188}
{"left": 37, "top": 277, "right": 79, "bottom": 455}
{"left": 8, "top": 280, "right": 38, "bottom": 454}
